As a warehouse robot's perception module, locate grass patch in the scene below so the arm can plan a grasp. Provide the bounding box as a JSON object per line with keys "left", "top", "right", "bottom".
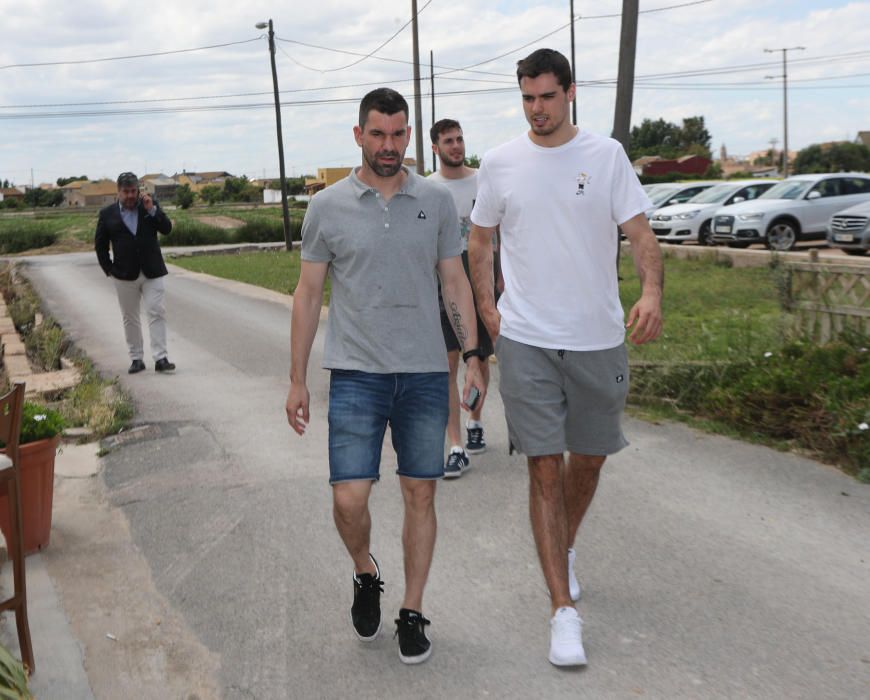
{"left": 171, "top": 249, "right": 330, "bottom": 301}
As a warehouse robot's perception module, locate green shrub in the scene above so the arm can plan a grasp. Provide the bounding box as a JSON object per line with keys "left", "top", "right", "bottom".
{"left": 8, "top": 295, "right": 38, "bottom": 331}
{"left": 18, "top": 402, "right": 65, "bottom": 444}
{"left": 0, "top": 641, "right": 33, "bottom": 697}
{"left": 62, "top": 364, "right": 133, "bottom": 438}
{"left": 25, "top": 317, "right": 65, "bottom": 370}
{"left": 234, "top": 219, "right": 285, "bottom": 243}
{"left": 0, "top": 222, "right": 58, "bottom": 253}
{"left": 163, "top": 220, "right": 228, "bottom": 246}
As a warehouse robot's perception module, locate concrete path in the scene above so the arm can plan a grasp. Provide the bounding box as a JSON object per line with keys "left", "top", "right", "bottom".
{"left": 9, "top": 250, "right": 869, "bottom": 699}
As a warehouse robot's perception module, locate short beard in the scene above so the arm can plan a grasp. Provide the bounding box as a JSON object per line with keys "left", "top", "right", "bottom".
{"left": 438, "top": 153, "right": 465, "bottom": 168}
{"left": 364, "top": 150, "right": 403, "bottom": 177}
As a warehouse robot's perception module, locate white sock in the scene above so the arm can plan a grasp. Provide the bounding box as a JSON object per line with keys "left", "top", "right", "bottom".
{"left": 466, "top": 419, "right": 482, "bottom": 429}
{"left": 449, "top": 445, "right": 465, "bottom": 455}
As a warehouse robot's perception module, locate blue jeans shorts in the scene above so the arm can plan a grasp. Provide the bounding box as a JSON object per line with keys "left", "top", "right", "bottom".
{"left": 327, "top": 370, "right": 449, "bottom": 484}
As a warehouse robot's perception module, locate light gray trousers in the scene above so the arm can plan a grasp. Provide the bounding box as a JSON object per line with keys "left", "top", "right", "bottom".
{"left": 113, "top": 274, "right": 167, "bottom": 362}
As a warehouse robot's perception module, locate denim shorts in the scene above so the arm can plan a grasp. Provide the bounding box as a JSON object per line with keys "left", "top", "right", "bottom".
{"left": 327, "top": 370, "right": 449, "bottom": 484}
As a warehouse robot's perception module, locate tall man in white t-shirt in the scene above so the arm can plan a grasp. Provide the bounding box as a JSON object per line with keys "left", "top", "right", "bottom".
{"left": 428, "top": 118, "right": 499, "bottom": 478}
{"left": 468, "top": 48, "right": 663, "bottom": 667}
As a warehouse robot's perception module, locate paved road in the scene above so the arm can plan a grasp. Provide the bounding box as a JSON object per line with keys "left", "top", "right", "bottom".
{"left": 22, "top": 252, "right": 870, "bottom": 699}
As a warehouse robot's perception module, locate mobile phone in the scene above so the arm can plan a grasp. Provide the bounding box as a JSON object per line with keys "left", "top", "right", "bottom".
{"left": 467, "top": 386, "right": 480, "bottom": 411}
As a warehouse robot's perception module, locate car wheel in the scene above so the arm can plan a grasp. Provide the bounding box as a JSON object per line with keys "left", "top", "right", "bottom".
{"left": 698, "top": 220, "right": 712, "bottom": 246}
{"left": 726, "top": 242, "right": 750, "bottom": 249}
{"left": 766, "top": 220, "right": 799, "bottom": 251}
{"left": 844, "top": 249, "right": 867, "bottom": 256}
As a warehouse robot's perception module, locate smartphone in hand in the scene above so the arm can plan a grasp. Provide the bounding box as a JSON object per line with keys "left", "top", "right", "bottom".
{"left": 467, "top": 386, "right": 480, "bottom": 411}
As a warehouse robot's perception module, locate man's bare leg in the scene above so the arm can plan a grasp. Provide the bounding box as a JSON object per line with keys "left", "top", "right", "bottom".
{"left": 333, "top": 480, "right": 377, "bottom": 575}
{"left": 528, "top": 454, "right": 571, "bottom": 613}
{"left": 399, "top": 477, "right": 438, "bottom": 611}
{"left": 565, "top": 454, "right": 606, "bottom": 544}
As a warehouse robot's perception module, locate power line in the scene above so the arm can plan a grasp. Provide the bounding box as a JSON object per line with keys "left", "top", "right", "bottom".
{"left": 0, "top": 37, "right": 263, "bottom": 70}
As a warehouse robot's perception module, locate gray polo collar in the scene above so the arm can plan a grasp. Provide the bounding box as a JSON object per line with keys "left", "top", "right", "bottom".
{"left": 348, "top": 166, "right": 419, "bottom": 199}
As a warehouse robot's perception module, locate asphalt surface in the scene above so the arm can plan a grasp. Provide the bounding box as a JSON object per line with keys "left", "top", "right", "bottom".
{"left": 21, "top": 251, "right": 870, "bottom": 699}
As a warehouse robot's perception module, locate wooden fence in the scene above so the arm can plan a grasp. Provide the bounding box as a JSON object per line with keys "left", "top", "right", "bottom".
{"left": 783, "top": 259, "right": 870, "bottom": 342}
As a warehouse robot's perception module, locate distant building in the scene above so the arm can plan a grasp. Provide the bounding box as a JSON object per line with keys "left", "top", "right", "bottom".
{"left": 140, "top": 174, "right": 178, "bottom": 202}
{"left": 81, "top": 180, "right": 118, "bottom": 207}
{"left": 857, "top": 131, "right": 870, "bottom": 148}
{"left": 634, "top": 154, "right": 711, "bottom": 177}
{"left": 304, "top": 167, "right": 353, "bottom": 194}
{"left": 59, "top": 179, "right": 89, "bottom": 207}
{"left": 0, "top": 187, "right": 25, "bottom": 203}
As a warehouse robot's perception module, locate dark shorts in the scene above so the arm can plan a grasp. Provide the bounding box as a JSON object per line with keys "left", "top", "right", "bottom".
{"left": 327, "top": 370, "right": 449, "bottom": 484}
{"left": 495, "top": 336, "right": 630, "bottom": 457}
{"left": 439, "top": 251, "right": 496, "bottom": 356}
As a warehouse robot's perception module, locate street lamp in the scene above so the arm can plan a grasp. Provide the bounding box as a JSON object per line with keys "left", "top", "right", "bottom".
{"left": 764, "top": 46, "right": 805, "bottom": 178}
{"left": 256, "top": 19, "right": 292, "bottom": 250}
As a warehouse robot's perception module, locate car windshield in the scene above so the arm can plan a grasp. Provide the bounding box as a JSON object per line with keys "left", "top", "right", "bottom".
{"left": 760, "top": 180, "right": 813, "bottom": 200}
{"left": 649, "top": 187, "right": 680, "bottom": 205}
{"left": 689, "top": 184, "right": 739, "bottom": 204}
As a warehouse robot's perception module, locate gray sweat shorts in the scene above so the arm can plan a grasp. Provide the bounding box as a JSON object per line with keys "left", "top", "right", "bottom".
{"left": 495, "top": 335, "right": 630, "bottom": 457}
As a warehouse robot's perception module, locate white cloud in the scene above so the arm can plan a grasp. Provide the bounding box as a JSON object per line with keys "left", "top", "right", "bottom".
{"left": 0, "top": 0, "right": 868, "bottom": 184}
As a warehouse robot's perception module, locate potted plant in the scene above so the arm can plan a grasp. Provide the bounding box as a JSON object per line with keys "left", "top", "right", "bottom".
{"left": 0, "top": 402, "right": 65, "bottom": 555}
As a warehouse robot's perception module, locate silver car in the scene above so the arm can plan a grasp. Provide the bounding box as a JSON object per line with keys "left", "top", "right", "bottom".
{"left": 644, "top": 181, "right": 720, "bottom": 219}
{"left": 711, "top": 173, "right": 870, "bottom": 251}
{"left": 827, "top": 199, "right": 870, "bottom": 256}
{"left": 650, "top": 180, "right": 775, "bottom": 245}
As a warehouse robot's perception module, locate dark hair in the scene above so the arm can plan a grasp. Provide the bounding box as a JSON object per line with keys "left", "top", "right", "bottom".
{"left": 358, "top": 88, "right": 409, "bottom": 128}
{"left": 516, "top": 48, "right": 573, "bottom": 92}
{"left": 430, "top": 118, "right": 462, "bottom": 144}
{"left": 116, "top": 171, "right": 139, "bottom": 188}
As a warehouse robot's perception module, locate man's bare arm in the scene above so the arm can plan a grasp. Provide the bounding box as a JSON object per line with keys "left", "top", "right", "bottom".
{"left": 286, "top": 261, "right": 328, "bottom": 434}
{"left": 467, "top": 223, "right": 500, "bottom": 340}
{"left": 437, "top": 255, "right": 485, "bottom": 409}
{"left": 621, "top": 212, "right": 664, "bottom": 345}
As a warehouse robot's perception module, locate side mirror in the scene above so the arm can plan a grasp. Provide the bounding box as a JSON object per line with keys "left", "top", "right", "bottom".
{"left": 731, "top": 196, "right": 745, "bottom": 204}
{"left": 807, "top": 191, "right": 822, "bottom": 200}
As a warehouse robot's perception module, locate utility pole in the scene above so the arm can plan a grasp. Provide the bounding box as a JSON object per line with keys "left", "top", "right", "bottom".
{"left": 256, "top": 19, "right": 292, "bottom": 250}
{"left": 764, "top": 46, "right": 804, "bottom": 178}
{"left": 612, "top": 0, "right": 638, "bottom": 152}
{"left": 411, "top": 0, "right": 425, "bottom": 174}
{"left": 570, "top": 0, "right": 577, "bottom": 125}
{"left": 430, "top": 50, "right": 436, "bottom": 172}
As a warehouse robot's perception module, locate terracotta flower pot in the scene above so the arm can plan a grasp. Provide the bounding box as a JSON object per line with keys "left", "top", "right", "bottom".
{"left": 0, "top": 435, "right": 60, "bottom": 556}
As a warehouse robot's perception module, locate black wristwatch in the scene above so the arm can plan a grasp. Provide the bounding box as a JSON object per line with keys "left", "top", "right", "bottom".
{"left": 462, "top": 348, "right": 485, "bottom": 363}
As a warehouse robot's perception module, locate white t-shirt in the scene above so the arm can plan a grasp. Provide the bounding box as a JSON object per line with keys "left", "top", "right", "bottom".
{"left": 427, "top": 170, "right": 478, "bottom": 252}
{"left": 471, "top": 129, "right": 651, "bottom": 351}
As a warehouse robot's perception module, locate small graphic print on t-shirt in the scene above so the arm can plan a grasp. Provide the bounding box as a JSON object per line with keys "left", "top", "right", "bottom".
{"left": 576, "top": 171, "right": 591, "bottom": 196}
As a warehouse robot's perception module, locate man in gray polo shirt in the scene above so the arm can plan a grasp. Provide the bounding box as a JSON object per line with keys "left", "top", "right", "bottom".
{"left": 285, "top": 88, "right": 484, "bottom": 665}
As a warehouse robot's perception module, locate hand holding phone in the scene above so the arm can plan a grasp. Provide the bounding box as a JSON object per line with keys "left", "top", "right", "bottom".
{"left": 466, "top": 386, "right": 480, "bottom": 411}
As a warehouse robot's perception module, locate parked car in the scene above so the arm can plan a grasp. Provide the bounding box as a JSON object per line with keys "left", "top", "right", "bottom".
{"left": 827, "top": 199, "right": 870, "bottom": 255}
{"left": 644, "top": 181, "right": 720, "bottom": 219}
{"left": 649, "top": 180, "right": 775, "bottom": 245}
{"left": 710, "top": 173, "right": 870, "bottom": 251}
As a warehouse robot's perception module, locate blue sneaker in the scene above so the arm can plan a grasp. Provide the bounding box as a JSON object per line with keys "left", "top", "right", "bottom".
{"left": 444, "top": 448, "right": 470, "bottom": 479}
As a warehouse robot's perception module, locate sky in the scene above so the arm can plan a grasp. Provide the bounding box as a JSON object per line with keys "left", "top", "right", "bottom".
{"left": 1, "top": 0, "right": 869, "bottom": 186}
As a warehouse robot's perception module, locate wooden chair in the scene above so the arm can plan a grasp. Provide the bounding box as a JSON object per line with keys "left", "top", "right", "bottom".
{"left": 0, "top": 383, "right": 34, "bottom": 673}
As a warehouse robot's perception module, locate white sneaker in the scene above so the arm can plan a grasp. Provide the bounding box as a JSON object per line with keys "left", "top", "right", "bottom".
{"left": 549, "top": 607, "right": 587, "bottom": 666}
{"left": 568, "top": 548, "right": 582, "bottom": 602}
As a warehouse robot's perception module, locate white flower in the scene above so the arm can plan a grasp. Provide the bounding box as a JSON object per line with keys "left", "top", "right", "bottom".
{"left": 33, "top": 414, "right": 46, "bottom": 422}
{"left": 859, "top": 423, "right": 869, "bottom": 431}
{"left": 763, "top": 352, "right": 773, "bottom": 358}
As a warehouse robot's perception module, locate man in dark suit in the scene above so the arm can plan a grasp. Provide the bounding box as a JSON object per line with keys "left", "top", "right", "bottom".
{"left": 95, "top": 171, "right": 176, "bottom": 374}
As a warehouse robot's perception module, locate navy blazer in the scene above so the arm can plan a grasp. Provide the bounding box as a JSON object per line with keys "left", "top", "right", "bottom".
{"left": 94, "top": 200, "right": 172, "bottom": 280}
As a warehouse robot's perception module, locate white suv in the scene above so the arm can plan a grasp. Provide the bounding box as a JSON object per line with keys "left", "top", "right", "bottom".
{"left": 650, "top": 180, "right": 775, "bottom": 246}
{"left": 710, "top": 173, "right": 870, "bottom": 251}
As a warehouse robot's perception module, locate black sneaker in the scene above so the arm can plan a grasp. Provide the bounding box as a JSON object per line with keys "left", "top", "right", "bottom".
{"left": 466, "top": 423, "right": 486, "bottom": 454}
{"left": 128, "top": 359, "right": 146, "bottom": 374}
{"left": 155, "top": 357, "right": 176, "bottom": 372}
{"left": 351, "top": 554, "right": 383, "bottom": 642}
{"left": 444, "top": 449, "right": 470, "bottom": 479}
{"left": 394, "top": 608, "right": 432, "bottom": 664}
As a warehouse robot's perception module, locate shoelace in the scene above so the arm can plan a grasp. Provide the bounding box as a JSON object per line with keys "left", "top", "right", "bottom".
{"left": 355, "top": 575, "right": 384, "bottom": 604}
{"left": 393, "top": 614, "right": 431, "bottom": 638}
{"left": 468, "top": 427, "right": 483, "bottom": 442}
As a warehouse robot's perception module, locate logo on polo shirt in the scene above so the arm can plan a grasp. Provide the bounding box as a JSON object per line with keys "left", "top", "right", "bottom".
{"left": 417, "top": 210, "right": 427, "bottom": 219}
{"left": 576, "top": 171, "right": 590, "bottom": 196}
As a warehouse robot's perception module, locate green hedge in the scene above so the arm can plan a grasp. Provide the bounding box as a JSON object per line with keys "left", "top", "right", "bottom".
{"left": 163, "top": 221, "right": 229, "bottom": 246}
{"left": 0, "top": 221, "right": 59, "bottom": 253}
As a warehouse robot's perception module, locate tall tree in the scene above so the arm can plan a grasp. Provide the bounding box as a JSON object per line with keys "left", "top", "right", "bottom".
{"left": 793, "top": 142, "right": 870, "bottom": 174}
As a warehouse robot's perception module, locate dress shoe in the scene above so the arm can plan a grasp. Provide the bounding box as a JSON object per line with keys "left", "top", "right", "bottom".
{"left": 128, "top": 359, "right": 146, "bottom": 374}
{"left": 155, "top": 357, "right": 176, "bottom": 372}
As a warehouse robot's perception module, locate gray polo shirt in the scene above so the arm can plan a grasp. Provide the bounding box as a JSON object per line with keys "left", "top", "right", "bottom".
{"left": 301, "top": 167, "right": 462, "bottom": 373}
